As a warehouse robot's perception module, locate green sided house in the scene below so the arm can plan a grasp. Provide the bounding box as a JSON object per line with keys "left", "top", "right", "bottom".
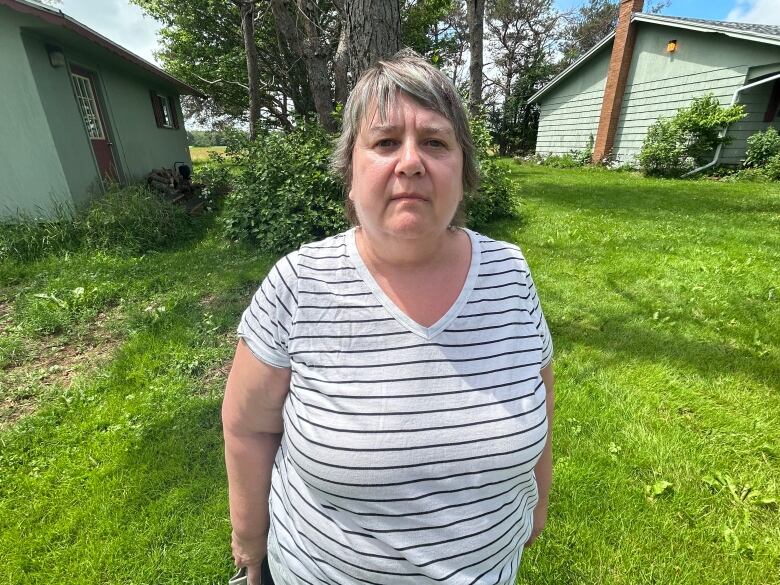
{"left": 529, "top": 0, "right": 780, "bottom": 167}
{"left": 0, "top": 0, "right": 202, "bottom": 218}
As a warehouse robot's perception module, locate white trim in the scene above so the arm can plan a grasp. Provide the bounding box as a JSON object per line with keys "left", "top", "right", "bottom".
{"left": 634, "top": 13, "right": 780, "bottom": 48}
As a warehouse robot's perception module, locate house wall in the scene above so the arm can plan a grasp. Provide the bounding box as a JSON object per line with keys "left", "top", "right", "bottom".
{"left": 613, "top": 23, "right": 780, "bottom": 164}
{"left": 721, "top": 74, "right": 780, "bottom": 164}
{"left": 21, "top": 31, "right": 102, "bottom": 210}
{"left": 99, "top": 67, "right": 191, "bottom": 182}
{"left": 535, "top": 46, "right": 611, "bottom": 156}
{"left": 0, "top": 8, "right": 72, "bottom": 219}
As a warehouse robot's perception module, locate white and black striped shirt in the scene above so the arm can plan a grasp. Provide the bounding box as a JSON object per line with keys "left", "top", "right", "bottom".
{"left": 238, "top": 227, "right": 553, "bottom": 585}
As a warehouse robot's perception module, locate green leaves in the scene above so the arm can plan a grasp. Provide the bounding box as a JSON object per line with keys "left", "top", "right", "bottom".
{"left": 644, "top": 479, "right": 674, "bottom": 502}
{"left": 638, "top": 94, "right": 747, "bottom": 177}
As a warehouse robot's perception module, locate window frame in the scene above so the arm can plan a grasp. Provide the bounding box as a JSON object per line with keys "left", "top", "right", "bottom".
{"left": 150, "top": 91, "right": 179, "bottom": 129}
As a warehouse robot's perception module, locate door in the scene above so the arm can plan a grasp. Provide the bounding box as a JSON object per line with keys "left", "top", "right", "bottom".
{"left": 70, "top": 65, "right": 117, "bottom": 183}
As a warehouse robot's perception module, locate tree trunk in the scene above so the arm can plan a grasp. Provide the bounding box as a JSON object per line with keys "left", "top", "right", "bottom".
{"left": 270, "top": 0, "right": 315, "bottom": 116}
{"left": 238, "top": 1, "right": 261, "bottom": 138}
{"left": 345, "top": 0, "right": 401, "bottom": 83}
{"left": 334, "top": 18, "right": 350, "bottom": 107}
{"left": 297, "top": 0, "right": 337, "bottom": 131}
{"left": 466, "top": 0, "right": 484, "bottom": 117}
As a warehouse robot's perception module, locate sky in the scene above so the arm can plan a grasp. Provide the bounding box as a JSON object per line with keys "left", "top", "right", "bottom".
{"left": 44, "top": 0, "right": 778, "bottom": 130}
{"left": 52, "top": 0, "right": 780, "bottom": 73}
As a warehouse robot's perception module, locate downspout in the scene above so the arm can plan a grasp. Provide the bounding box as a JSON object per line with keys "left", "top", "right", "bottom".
{"left": 683, "top": 71, "right": 780, "bottom": 177}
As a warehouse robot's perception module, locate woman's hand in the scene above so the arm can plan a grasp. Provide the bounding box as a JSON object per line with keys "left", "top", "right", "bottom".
{"left": 525, "top": 497, "right": 548, "bottom": 547}
{"left": 231, "top": 531, "right": 266, "bottom": 584}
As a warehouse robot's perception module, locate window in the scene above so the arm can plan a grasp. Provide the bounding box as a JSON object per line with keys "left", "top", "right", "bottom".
{"left": 150, "top": 91, "right": 179, "bottom": 129}
{"left": 72, "top": 73, "right": 105, "bottom": 139}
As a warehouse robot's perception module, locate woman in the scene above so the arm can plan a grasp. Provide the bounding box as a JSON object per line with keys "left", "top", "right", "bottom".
{"left": 223, "top": 50, "right": 554, "bottom": 585}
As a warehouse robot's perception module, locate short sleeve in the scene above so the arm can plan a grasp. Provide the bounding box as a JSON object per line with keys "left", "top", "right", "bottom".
{"left": 237, "top": 251, "right": 299, "bottom": 368}
{"left": 522, "top": 258, "right": 553, "bottom": 369}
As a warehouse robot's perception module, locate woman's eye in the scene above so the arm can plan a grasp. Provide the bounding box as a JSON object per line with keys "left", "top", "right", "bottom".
{"left": 427, "top": 139, "right": 446, "bottom": 148}
{"left": 375, "top": 139, "right": 396, "bottom": 148}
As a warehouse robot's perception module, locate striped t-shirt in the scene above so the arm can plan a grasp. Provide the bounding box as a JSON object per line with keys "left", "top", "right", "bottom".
{"left": 237, "top": 227, "right": 553, "bottom": 585}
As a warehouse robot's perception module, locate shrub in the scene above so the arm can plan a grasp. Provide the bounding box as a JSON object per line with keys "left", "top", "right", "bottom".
{"left": 744, "top": 127, "right": 780, "bottom": 169}
{"left": 220, "top": 122, "right": 349, "bottom": 254}
{"left": 764, "top": 152, "right": 780, "bottom": 180}
{"left": 466, "top": 116, "right": 516, "bottom": 228}
{"left": 638, "top": 94, "right": 745, "bottom": 177}
{"left": 220, "top": 117, "right": 518, "bottom": 252}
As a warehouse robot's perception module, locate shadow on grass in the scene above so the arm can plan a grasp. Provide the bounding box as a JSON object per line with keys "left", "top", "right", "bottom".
{"left": 509, "top": 166, "right": 780, "bottom": 219}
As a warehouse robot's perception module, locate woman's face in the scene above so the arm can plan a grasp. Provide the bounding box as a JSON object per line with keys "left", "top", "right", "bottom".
{"left": 349, "top": 94, "right": 464, "bottom": 241}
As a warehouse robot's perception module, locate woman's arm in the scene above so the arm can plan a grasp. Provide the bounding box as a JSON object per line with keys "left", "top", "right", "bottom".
{"left": 222, "top": 340, "right": 291, "bottom": 578}
{"left": 527, "top": 363, "right": 554, "bottom": 546}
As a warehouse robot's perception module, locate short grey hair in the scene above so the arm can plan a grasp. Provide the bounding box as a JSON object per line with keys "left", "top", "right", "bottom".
{"left": 331, "top": 49, "right": 478, "bottom": 225}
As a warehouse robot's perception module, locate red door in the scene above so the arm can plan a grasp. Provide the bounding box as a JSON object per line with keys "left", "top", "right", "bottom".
{"left": 70, "top": 65, "right": 118, "bottom": 183}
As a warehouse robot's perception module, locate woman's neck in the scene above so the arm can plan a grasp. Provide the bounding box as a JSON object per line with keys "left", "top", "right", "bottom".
{"left": 355, "top": 226, "right": 464, "bottom": 271}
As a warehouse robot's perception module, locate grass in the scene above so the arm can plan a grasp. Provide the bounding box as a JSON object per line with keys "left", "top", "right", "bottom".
{"left": 0, "top": 163, "right": 778, "bottom": 584}
{"left": 189, "top": 145, "right": 227, "bottom": 162}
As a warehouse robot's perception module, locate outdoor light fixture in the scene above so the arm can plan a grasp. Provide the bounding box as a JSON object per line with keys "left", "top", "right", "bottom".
{"left": 666, "top": 40, "right": 678, "bottom": 53}
{"left": 47, "top": 46, "right": 65, "bottom": 67}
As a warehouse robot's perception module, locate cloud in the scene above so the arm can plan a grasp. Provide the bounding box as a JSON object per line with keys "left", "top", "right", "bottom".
{"left": 59, "top": 0, "right": 162, "bottom": 64}
{"left": 727, "top": 0, "right": 780, "bottom": 25}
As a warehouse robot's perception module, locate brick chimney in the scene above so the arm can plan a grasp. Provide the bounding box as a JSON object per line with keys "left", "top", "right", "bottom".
{"left": 592, "top": 0, "right": 644, "bottom": 163}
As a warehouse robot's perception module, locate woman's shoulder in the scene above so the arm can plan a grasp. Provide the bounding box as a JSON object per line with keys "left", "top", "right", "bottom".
{"left": 298, "top": 229, "right": 352, "bottom": 258}
{"left": 467, "top": 229, "right": 528, "bottom": 264}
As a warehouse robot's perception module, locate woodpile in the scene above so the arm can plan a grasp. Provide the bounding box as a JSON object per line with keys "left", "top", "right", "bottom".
{"left": 146, "top": 166, "right": 205, "bottom": 214}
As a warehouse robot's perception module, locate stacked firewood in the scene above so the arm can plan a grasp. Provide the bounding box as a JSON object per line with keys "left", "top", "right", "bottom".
{"left": 147, "top": 168, "right": 178, "bottom": 197}
{"left": 146, "top": 166, "right": 204, "bottom": 213}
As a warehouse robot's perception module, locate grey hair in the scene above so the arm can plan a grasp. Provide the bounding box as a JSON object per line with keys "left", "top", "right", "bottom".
{"left": 331, "top": 49, "right": 478, "bottom": 225}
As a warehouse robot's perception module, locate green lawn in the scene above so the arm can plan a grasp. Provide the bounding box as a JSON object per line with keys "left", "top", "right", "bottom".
{"left": 1, "top": 164, "right": 778, "bottom": 584}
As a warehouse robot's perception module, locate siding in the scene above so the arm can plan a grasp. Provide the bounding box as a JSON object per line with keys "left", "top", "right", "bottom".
{"left": 0, "top": 8, "right": 72, "bottom": 218}
{"left": 535, "top": 20, "right": 780, "bottom": 164}
{"left": 721, "top": 80, "right": 780, "bottom": 165}
{"left": 535, "top": 47, "right": 611, "bottom": 155}
{"left": 612, "top": 23, "right": 780, "bottom": 163}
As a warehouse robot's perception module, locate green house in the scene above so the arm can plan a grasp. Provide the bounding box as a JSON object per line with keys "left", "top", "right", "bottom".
{"left": 0, "top": 0, "right": 202, "bottom": 218}
{"left": 529, "top": 4, "right": 780, "bottom": 167}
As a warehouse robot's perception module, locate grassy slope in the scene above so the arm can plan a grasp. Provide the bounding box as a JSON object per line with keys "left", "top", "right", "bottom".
{"left": 0, "top": 164, "right": 778, "bottom": 584}
{"left": 501, "top": 165, "right": 780, "bottom": 585}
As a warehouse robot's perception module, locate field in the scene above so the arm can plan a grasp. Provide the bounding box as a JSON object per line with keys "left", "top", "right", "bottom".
{"left": 1, "top": 163, "right": 778, "bottom": 584}
{"left": 189, "top": 145, "right": 227, "bottom": 162}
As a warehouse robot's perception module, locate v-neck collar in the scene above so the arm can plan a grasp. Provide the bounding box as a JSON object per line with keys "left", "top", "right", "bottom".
{"left": 346, "top": 227, "right": 481, "bottom": 340}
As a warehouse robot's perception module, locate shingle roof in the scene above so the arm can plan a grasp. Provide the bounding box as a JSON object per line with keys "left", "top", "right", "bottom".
{"left": 660, "top": 15, "right": 780, "bottom": 39}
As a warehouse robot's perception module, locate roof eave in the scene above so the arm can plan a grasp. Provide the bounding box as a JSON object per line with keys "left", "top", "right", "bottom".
{"left": 634, "top": 13, "right": 780, "bottom": 47}
{"left": 528, "top": 31, "right": 616, "bottom": 103}
{"left": 1, "top": 0, "right": 205, "bottom": 97}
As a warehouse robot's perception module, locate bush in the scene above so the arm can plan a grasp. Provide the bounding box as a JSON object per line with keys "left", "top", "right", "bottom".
{"left": 744, "top": 127, "right": 780, "bottom": 169}
{"left": 466, "top": 116, "right": 516, "bottom": 228}
{"left": 0, "top": 185, "right": 193, "bottom": 263}
{"left": 219, "top": 117, "right": 518, "bottom": 252}
{"left": 220, "top": 122, "right": 349, "bottom": 254}
{"left": 638, "top": 94, "right": 746, "bottom": 177}
{"left": 765, "top": 152, "right": 780, "bottom": 180}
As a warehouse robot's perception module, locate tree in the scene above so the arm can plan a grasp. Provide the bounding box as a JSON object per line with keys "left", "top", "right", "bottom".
{"left": 345, "top": 0, "right": 402, "bottom": 82}
{"left": 466, "top": 0, "right": 485, "bottom": 116}
{"left": 485, "top": 0, "right": 561, "bottom": 154}
{"left": 559, "top": 0, "right": 670, "bottom": 68}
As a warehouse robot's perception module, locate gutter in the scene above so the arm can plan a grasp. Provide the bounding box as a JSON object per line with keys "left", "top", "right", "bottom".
{"left": 683, "top": 71, "right": 780, "bottom": 177}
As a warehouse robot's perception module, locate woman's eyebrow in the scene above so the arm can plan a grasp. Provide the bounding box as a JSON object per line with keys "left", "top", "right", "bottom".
{"left": 367, "top": 124, "right": 453, "bottom": 136}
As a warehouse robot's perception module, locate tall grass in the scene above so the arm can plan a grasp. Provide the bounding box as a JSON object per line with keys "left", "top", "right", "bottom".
{"left": 0, "top": 185, "right": 193, "bottom": 263}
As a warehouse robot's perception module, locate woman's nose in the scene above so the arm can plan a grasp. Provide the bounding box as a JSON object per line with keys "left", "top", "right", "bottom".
{"left": 395, "top": 140, "right": 425, "bottom": 176}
